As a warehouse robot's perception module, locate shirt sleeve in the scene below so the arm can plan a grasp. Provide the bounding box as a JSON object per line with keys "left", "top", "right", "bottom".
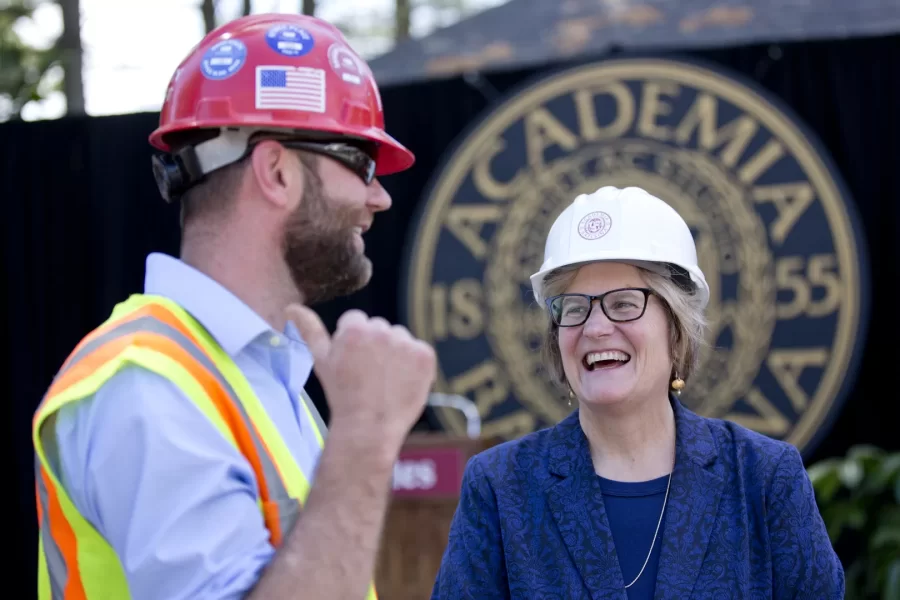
{"left": 52, "top": 365, "right": 276, "bottom": 600}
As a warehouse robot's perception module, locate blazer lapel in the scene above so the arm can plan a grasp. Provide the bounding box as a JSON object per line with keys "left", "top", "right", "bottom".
{"left": 654, "top": 397, "right": 725, "bottom": 599}
{"left": 545, "top": 411, "right": 628, "bottom": 600}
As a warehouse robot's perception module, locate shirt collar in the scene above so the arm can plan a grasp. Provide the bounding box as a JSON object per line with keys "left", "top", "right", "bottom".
{"left": 143, "top": 252, "right": 274, "bottom": 356}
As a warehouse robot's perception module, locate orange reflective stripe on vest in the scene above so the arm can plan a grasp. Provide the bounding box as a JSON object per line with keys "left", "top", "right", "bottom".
{"left": 36, "top": 464, "right": 85, "bottom": 600}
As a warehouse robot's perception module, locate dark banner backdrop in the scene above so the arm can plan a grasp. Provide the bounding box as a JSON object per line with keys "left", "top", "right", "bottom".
{"left": 4, "top": 34, "right": 899, "bottom": 587}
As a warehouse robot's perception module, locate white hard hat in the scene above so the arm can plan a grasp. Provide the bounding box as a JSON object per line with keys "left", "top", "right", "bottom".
{"left": 530, "top": 186, "right": 709, "bottom": 308}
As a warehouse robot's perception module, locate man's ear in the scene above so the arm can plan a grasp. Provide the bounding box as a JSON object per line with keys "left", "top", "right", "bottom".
{"left": 248, "top": 141, "right": 305, "bottom": 210}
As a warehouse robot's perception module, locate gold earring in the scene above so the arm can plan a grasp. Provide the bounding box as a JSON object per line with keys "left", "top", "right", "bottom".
{"left": 568, "top": 388, "right": 575, "bottom": 406}
{"left": 671, "top": 374, "right": 685, "bottom": 395}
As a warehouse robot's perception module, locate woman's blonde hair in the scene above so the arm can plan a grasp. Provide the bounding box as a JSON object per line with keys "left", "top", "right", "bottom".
{"left": 539, "top": 262, "right": 707, "bottom": 392}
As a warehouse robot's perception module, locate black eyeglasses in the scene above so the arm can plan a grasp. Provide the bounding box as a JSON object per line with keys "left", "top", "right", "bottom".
{"left": 546, "top": 288, "right": 654, "bottom": 327}
{"left": 279, "top": 140, "right": 377, "bottom": 185}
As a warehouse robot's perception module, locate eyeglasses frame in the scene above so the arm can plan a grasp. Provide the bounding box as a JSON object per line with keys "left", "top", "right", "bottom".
{"left": 242, "top": 132, "right": 378, "bottom": 185}
{"left": 545, "top": 287, "right": 656, "bottom": 327}
{"left": 277, "top": 139, "right": 377, "bottom": 185}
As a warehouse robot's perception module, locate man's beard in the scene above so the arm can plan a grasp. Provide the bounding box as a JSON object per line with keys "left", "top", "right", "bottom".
{"left": 282, "top": 175, "right": 373, "bottom": 305}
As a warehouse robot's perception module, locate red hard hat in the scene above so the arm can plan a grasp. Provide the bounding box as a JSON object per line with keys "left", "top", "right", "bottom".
{"left": 148, "top": 13, "right": 414, "bottom": 176}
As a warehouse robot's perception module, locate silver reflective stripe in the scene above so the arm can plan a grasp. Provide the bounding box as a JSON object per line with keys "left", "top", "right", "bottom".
{"left": 35, "top": 456, "right": 67, "bottom": 600}
{"left": 55, "top": 314, "right": 167, "bottom": 380}
{"left": 299, "top": 389, "right": 328, "bottom": 438}
{"left": 278, "top": 497, "right": 300, "bottom": 542}
{"left": 41, "top": 311, "right": 302, "bottom": 543}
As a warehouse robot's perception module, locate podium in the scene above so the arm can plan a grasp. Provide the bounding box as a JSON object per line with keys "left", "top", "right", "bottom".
{"left": 374, "top": 432, "right": 497, "bottom": 600}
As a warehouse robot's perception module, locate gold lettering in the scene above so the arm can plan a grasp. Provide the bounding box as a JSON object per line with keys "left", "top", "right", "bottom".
{"left": 805, "top": 254, "right": 842, "bottom": 317}
{"left": 726, "top": 387, "right": 790, "bottom": 436}
{"left": 574, "top": 82, "right": 634, "bottom": 141}
{"left": 655, "top": 155, "right": 708, "bottom": 200}
{"left": 775, "top": 256, "right": 807, "bottom": 319}
{"left": 524, "top": 107, "right": 579, "bottom": 169}
{"left": 430, "top": 279, "right": 484, "bottom": 341}
{"left": 775, "top": 254, "right": 842, "bottom": 319}
{"left": 449, "top": 360, "right": 509, "bottom": 417}
{"left": 674, "top": 92, "right": 758, "bottom": 167}
{"left": 753, "top": 182, "right": 816, "bottom": 244}
{"left": 445, "top": 205, "right": 505, "bottom": 259}
{"left": 598, "top": 148, "right": 641, "bottom": 174}
{"left": 767, "top": 348, "right": 830, "bottom": 412}
{"left": 431, "top": 284, "right": 447, "bottom": 341}
{"left": 637, "top": 81, "right": 679, "bottom": 141}
{"left": 472, "top": 137, "right": 520, "bottom": 201}
{"left": 738, "top": 139, "right": 785, "bottom": 184}
{"left": 674, "top": 93, "right": 786, "bottom": 182}
{"left": 482, "top": 410, "right": 537, "bottom": 439}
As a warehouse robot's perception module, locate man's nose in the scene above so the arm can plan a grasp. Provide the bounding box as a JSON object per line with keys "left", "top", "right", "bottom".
{"left": 367, "top": 178, "right": 392, "bottom": 212}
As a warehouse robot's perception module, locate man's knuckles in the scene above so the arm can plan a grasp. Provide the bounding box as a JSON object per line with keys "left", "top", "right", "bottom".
{"left": 332, "top": 320, "right": 403, "bottom": 353}
{"left": 390, "top": 323, "right": 412, "bottom": 339}
{"left": 369, "top": 316, "right": 391, "bottom": 330}
{"left": 394, "top": 340, "right": 437, "bottom": 376}
{"left": 335, "top": 309, "right": 369, "bottom": 333}
{"left": 411, "top": 339, "right": 436, "bottom": 363}
{"left": 327, "top": 312, "right": 436, "bottom": 374}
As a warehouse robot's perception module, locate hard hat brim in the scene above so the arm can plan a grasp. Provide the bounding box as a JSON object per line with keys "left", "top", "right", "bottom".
{"left": 530, "top": 257, "right": 709, "bottom": 309}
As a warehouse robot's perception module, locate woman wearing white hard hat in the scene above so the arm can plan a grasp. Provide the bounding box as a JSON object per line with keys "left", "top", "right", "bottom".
{"left": 432, "top": 186, "right": 843, "bottom": 599}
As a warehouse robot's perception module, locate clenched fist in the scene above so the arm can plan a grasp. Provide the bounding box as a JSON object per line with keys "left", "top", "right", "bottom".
{"left": 286, "top": 303, "right": 437, "bottom": 446}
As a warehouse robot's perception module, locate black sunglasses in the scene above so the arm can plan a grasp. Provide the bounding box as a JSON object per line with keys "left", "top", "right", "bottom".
{"left": 278, "top": 140, "right": 377, "bottom": 185}
{"left": 546, "top": 287, "right": 655, "bottom": 327}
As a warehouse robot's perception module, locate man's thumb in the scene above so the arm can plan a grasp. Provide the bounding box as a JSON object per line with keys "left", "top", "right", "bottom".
{"left": 285, "top": 303, "right": 330, "bottom": 361}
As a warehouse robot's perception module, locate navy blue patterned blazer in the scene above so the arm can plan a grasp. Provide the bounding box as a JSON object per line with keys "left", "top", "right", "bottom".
{"left": 431, "top": 398, "right": 844, "bottom": 599}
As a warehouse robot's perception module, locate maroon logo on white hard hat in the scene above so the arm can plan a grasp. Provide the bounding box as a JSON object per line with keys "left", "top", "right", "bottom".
{"left": 577, "top": 211, "right": 612, "bottom": 240}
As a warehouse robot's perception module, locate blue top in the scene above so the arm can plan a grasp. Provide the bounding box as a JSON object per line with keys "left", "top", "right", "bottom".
{"left": 598, "top": 475, "right": 669, "bottom": 600}
{"left": 48, "top": 252, "right": 321, "bottom": 600}
{"left": 431, "top": 397, "right": 845, "bottom": 599}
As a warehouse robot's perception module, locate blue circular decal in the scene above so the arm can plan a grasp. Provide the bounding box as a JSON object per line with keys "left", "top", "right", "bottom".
{"left": 200, "top": 39, "right": 247, "bottom": 80}
{"left": 265, "top": 24, "right": 315, "bottom": 57}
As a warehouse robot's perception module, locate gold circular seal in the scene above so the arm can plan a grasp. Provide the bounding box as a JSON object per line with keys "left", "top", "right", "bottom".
{"left": 402, "top": 58, "right": 869, "bottom": 456}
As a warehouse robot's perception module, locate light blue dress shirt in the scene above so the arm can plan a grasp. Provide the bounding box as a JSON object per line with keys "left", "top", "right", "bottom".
{"left": 50, "top": 252, "right": 322, "bottom": 600}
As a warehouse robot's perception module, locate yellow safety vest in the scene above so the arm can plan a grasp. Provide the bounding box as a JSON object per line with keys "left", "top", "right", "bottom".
{"left": 32, "top": 293, "right": 378, "bottom": 599}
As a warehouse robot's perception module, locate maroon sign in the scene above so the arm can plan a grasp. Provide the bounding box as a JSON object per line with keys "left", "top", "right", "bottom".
{"left": 392, "top": 446, "right": 467, "bottom": 498}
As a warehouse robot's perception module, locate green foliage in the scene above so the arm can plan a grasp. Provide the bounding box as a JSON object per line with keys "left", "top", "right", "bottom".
{"left": 808, "top": 445, "right": 900, "bottom": 599}
{"left": 0, "top": 0, "right": 62, "bottom": 121}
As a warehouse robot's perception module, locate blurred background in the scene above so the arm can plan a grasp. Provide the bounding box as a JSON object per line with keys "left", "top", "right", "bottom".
{"left": 3, "top": 0, "right": 899, "bottom": 598}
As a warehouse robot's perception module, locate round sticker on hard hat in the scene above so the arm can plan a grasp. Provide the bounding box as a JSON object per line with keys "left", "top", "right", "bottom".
{"left": 327, "top": 43, "right": 364, "bottom": 85}
{"left": 200, "top": 39, "right": 247, "bottom": 80}
{"left": 265, "top": 24, "right": 315, "bottom": 57}
{"left": 577, "top": 211, "right": 613, "bottom": 240}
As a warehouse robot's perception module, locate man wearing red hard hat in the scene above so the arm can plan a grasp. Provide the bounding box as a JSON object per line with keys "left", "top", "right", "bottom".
{"left": 32, "top": 14, "right": 436, "bottom": 600}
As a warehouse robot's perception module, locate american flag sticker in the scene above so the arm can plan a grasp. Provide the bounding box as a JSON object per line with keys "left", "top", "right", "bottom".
{"left": 255, "top": 66, "right": 326, "bottom": 112}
